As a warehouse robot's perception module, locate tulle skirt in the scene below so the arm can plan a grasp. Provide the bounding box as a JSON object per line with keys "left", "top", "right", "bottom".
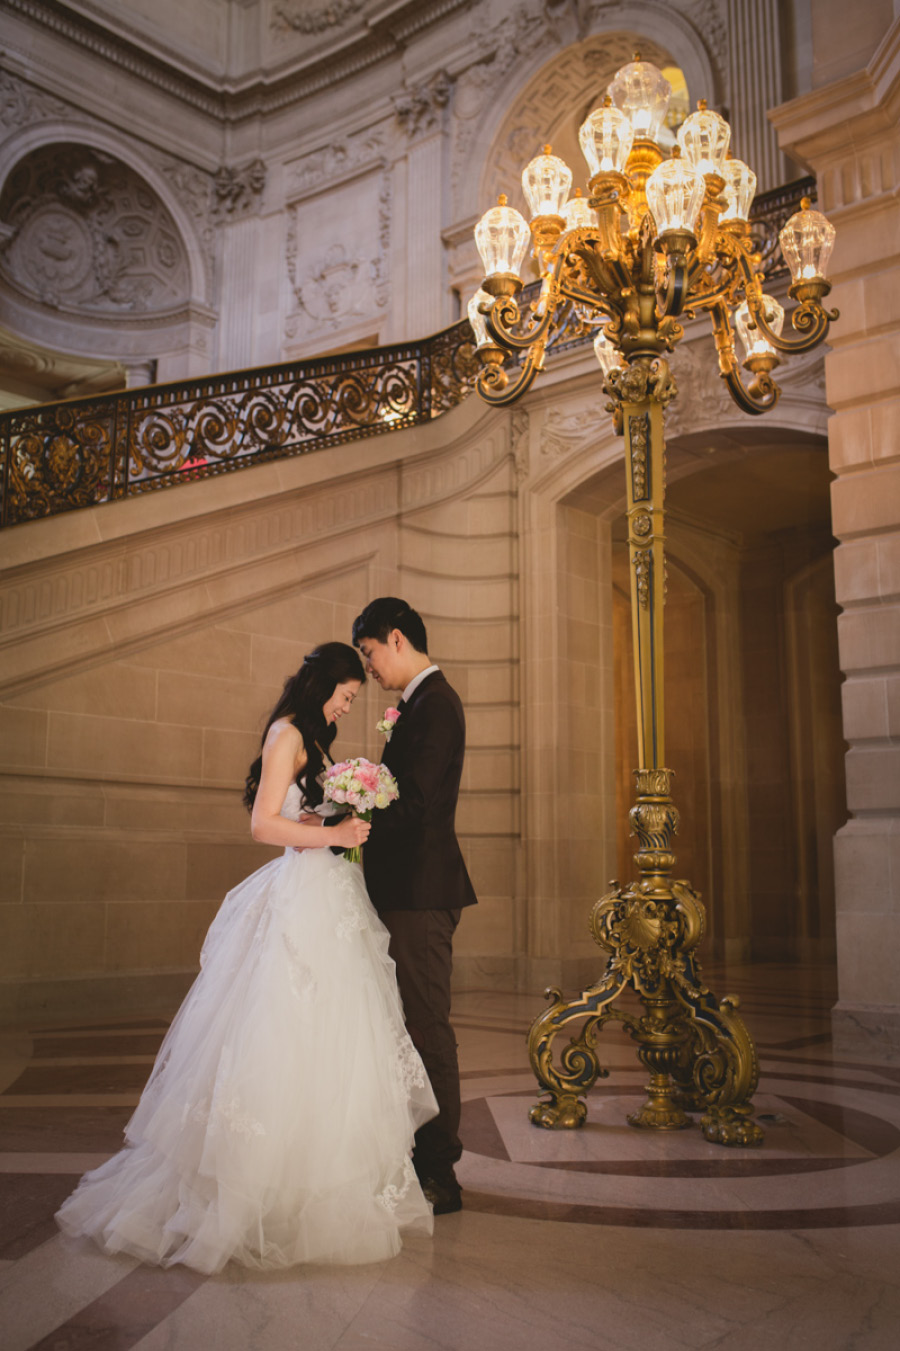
{"left": 56, "top": 847, "right": 437, "bottom": 1272}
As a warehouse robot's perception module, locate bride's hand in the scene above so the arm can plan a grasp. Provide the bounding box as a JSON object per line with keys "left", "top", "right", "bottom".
{"left": 332, "top": 815, "right": 371, "bottom": 848}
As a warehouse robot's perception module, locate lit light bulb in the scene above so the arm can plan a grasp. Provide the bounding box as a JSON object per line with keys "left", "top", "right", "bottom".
{"left": 734, "top": 295, "right": 785, "bottom": 361}
{"left": 467, "top": 288, "right": 493, "bottom": 348}
{"left": 593, "top": 326, "right": 620, "bottom": 377}
{"left": 522, "top": 145, "right": 573, "bottom": 219}
{"left": 579, "top": 96, "right": 634, "bottom": 176}
{"left": 561, "top": 188, "right": 597, "bottom": 231}
{"left": 677, "top": 99, "right": 731, "bottom": 177}
{"left": 609, "top": 53, "right": 672, "bottom": 144}
{"left": 779, "top": 198, "right": 836, "bottom": 283}
{"left": 646, "top": 149, "right": 705, "bottom": 236}
{"left": 720, "top": 156, "right": 757, "bottom": 222}
{"left": 475, "top": 195, "right": 531, "bottom": 277}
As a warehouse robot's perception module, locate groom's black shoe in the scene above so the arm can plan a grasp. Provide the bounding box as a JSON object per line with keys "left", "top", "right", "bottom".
{"left": 422, "top": 1176, "right": 463, "bottom": 1215}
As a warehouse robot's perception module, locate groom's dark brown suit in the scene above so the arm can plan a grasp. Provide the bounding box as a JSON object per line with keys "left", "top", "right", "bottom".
{"left": 363, "top": 670, "right": 476, "bottom": 1187}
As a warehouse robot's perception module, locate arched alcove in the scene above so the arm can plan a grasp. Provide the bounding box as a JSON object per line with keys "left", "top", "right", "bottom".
{"left": 601, "top": 434, "right": 844, "bottom": 963}
{"left": 0, "top": 136, "right": 213, "bottom": 395}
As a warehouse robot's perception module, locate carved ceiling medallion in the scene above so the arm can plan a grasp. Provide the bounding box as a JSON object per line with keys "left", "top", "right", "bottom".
{"left": 0, "top": 145, "right": 190, "bottom": 315}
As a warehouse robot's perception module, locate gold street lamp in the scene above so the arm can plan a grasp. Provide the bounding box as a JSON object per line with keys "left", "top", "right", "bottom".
{"left": 472, "top": 55, "right": 837, "bottom": 1147}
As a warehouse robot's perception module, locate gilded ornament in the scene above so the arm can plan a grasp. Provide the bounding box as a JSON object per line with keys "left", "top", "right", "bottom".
{"left": 628, "top": 413, "right": 649, "bottom": 500}
{"left": 633, "top": 548, "right": 651, "bottom": 609}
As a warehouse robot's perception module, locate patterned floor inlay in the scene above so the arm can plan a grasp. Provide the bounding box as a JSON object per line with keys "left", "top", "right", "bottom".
{"left": 1, "top": 965, "right": 899, "bottom": 1351}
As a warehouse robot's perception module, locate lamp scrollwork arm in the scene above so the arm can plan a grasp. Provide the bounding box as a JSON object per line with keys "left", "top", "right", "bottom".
{"left": 711, "top": 302, "right": 780, "bottom": 416}
{"left": 475, "top": 344, "right": 545, "bottom": 407}
{"left": 485, "top": 286, "right": 558, "bottom": 353}
{"left": 657, "top": 251, "right": 690, "bottom": 319}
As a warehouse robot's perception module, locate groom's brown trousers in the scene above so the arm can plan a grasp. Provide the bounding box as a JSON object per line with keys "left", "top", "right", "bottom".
{"left": 379, "top": 907, "right": 463, "bottom": 1184}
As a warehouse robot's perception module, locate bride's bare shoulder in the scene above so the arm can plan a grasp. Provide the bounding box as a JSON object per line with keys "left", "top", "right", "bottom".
{"left": 263, "top": 718, "right": 306, "bottom": 759}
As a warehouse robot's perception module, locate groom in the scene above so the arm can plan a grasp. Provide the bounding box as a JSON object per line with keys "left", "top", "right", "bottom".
{"left": 352, "top": 597, "right": 477, "bottom": 1215}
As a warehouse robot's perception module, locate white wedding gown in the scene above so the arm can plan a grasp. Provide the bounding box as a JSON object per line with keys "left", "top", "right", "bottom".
{"left": 56, "top": 784, "right": 437, "bottom": 1272}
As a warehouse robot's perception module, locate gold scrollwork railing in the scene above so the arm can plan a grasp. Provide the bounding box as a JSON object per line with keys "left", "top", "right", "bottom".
{"left": 0, "top": 178, "right": 813, "bottom": 531}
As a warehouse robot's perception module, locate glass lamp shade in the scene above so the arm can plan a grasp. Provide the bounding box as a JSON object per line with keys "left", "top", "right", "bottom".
{"left": 609, "top": 56, "right": 671, "bottom": 143}
{"left": 467, "top": 288, "right": 493, "bottom": 348}
{"left": 475, "top": 195, "right": 531, "bottom": 277}
{"left": 579, "top": 99, "right": 634, "bottom": 175}
{"left": 721, "top": 157, "right": 757, "bottom": 221}
{"left": 734, "top": 295, "right": 785, "bottom": 360}
{"left": 561, "top": 188, "right": 597, "bottom": 231}
{"left": 646, "top": 152, "right": 705, "bottom": 236}
{"left": 593, "top": 326, "right": 620, "bottom": 377}
{"left": 522, "top": 145, "right": 573, "bottom": 219}
{"left": 779, "top": 200, "right": 836, "bottom": 282}
{"left": 677, "top": 102, "right": 731, "bottom": 177}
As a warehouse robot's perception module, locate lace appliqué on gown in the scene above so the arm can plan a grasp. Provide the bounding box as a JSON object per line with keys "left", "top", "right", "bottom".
{"left": 392, "top": 1031, "right": 428, "bottom": 1096}
{"left": 180, "top": 1047, "right": 267, "bottom": 1140}
{"left": 281, "top": 933, "right": 316, "bottom": 1002}
{"left": 331, "top": 866, "right": 368, "bottom": 942}
{"left": 378, "top": 1157, "right": 416, "bottom": 1215}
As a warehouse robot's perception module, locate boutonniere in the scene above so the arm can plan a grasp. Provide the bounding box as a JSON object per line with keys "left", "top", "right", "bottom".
{"left": 376, "top": 707, "right": 401, "bottom": 741}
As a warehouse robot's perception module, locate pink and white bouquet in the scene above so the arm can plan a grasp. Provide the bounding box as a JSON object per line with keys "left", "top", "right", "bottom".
{"left": 376, "top": 706, "right": 401, "bottom": 740}
{"left": 323, "top": 757, "right": 399, "bottom": 863}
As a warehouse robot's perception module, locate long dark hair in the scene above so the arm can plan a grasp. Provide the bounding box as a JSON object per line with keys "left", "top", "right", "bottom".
{"left": 243, "top": 642, "right": 365, "bottom": 811}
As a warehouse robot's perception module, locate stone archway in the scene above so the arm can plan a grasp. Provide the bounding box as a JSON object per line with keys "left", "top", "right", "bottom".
{"left": 513, "top": 331, "right": 841, "bottom": 981}
{"left": 0, "top": 140, "right": 209, "bottom": 396}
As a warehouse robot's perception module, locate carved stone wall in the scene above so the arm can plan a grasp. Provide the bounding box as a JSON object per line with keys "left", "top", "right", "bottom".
{"left": 772, "top": 18, "right": 900, "bottom": 1056}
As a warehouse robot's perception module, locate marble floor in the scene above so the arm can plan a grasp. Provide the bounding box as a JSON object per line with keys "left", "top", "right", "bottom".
{"left": 1, "top": 963, "right": 899, "bottom": 1350}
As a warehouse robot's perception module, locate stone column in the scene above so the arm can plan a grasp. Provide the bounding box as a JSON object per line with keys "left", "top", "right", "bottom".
{"left": 393, "top": 71, "right": 452, "bottom": 340}
{"left": 771, "top": 19, "right": 900, "bottom": 1056}
{"left": 726, "top": 0, "right": 788, "bottom": 191}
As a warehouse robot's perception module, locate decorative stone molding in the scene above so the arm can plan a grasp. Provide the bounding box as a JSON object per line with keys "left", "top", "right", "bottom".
{"left": 684, "top": 0, "right": 728, "bottom": 79}
{"left": 511, "top": 408, "right": 531, "bottom": 483}
{"left": 285, "top": 168, "right": 391, "bottom": 340}
{"left": 0, "top": 69, "right": 72, "bottom": 129}
{"left": 0, "top": 144, "right": 190, "bottom": 315}
{"left": 393, "top": 70, "right": 453, "bottom": 139}
{"left": 147, "top": 151, "right": 216, "bottom": 292}
{"left": 270, "top": 0, "right": 366, "bottom": 34}
{"left": 285, "top": 133, "right": 387, "bottom": 204}
{"left": 213, "top": 159, "right": 267, "bottom": 218}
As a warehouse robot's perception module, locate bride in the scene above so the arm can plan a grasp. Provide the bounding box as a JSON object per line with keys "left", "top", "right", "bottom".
{"left": 56, "top": 642, "right": 437, "bottom": 1272}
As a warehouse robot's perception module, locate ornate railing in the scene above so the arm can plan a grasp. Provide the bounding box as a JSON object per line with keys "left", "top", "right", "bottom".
{"left": 0, "top": 178, "right": 813, "bottom": 530}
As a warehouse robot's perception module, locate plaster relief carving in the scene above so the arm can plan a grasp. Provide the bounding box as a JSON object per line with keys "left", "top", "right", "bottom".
{"left": 0, "top": 69, "right": 71, "bottom": 128}
{"left": 665, "top": 340, "right": 735, "bottom": 437}
{"left": 285, "top": 169, "right": 390, "bottom": 340}
{"left": 213, "top": 159, "right": 267, "bottom": 217}
{"left": 0, "top": 146, "right": 190, "bottom": 314}
{"left": 682, "top": 0, "right": 728, "bottom": 78}
{"left": 285, "top": 133, "right": 386, "bottom": 202}
{"left": 540, "top": 403, "right": 603, "bottom": 459}
{"left": 511, "top": 408, "right": 530, "bottom": 483}
{"left": 271, "top": 0, "right": 366, "bottom": 33}
{"left": 394, "top": 71, "right": 453, "bottom": 139}
{"left": 149, "top": 153, "right": 216, "bottom": 291}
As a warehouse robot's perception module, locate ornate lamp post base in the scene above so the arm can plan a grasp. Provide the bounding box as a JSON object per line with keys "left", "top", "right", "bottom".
{"left": 528, "top": 769, "right": 765, "bottom": 1148}
{"left": 470, "top": 54, "right": 836, "bottom": 1157}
